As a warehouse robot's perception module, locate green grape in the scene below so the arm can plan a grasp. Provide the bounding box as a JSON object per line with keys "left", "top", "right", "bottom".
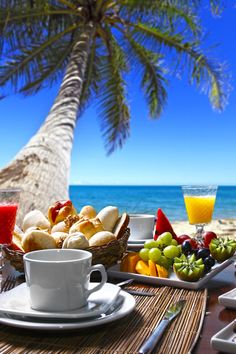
{"left": 171, "top": 239, "right": 178, "bottom": 246}
{"left": 139, "top": 248, "right": 149, "bottom": 261}
{"left": 157, "top": 232, "right": 173, "bottom": 246}
{"left": 157, "top": 255, "right": 172, "bottom": 269}
{"left": 163, "top": 245, "right": 180, "bottom": 259}
{"left": 155, "top": 238, "right": 167, "bottom": 251}
{"left": 149, "top": 248, "right": 162, "bottom": 262}
{"left": 177, "top": 244, "right": 182, "bottom": 255}
{"left": 144, "top": 240, "right": 158, "bottom": 249}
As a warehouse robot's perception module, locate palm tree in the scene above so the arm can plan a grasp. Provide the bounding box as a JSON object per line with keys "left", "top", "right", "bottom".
{"left": 0, "top": 0, "right": 229, "bottom": 222}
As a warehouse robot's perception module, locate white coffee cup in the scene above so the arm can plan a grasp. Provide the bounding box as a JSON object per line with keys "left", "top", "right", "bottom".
{"left": 129, "top": 214, "right": 155, "bottom": 240}
{"left": 23, "top": 249, "right": 107, "bottom": 312}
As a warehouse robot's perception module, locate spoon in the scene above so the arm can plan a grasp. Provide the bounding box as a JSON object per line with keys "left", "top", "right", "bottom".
{"left": 116, "top": 279, "right": 155, "bottom": 297}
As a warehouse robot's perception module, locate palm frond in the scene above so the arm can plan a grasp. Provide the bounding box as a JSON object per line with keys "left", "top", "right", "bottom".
{"left": 0, "top": 23, "right": 78, "bottom": 93}
{"left": 79, "top": 36, "right": 103, "bottom": 113}
{"left": 57, "top": 0, "right": 78, "bottom": 10}
{"left": 19, "top": 39, "right": 74, "bottom": 95}
{"left": 131, "top": 23, "right": 229, "bottom": 111}
{"left": 126, "top": 35, "right": 168, "bottom": 118}
{"left": 98, "top": 29, "right": 130, "bottom": 154}
{"left": 120, "top": 0, "right": 200, "bottom": 34}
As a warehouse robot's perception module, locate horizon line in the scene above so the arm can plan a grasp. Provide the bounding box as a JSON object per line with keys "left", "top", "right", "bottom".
{"left": 69, "top": 184, "right": 236, "bottom": 187}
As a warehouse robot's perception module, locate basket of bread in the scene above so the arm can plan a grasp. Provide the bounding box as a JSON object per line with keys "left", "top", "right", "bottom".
{"left": 4, "top": 200, "right": 130, "bottom": 272}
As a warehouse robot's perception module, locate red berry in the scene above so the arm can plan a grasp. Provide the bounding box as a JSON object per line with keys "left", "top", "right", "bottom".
{"left": 176, "top": 234, "right": 191, "bottom": 244}
{"left": 188, "top": 238, "right": 199, "bottom": 250}
{"left": 203, "top": 231, "right": 217, "bottom": 248}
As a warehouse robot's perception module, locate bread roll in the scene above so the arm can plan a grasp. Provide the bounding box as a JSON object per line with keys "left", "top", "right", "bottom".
{"left": 22, "top": 230, "right": 57, "bottom": 252}
{"left": 47, "top": 200, "right": 77, "bottom": 225}
{"left": 89, "top": 231, "right": 116, "bottom": 247}
{"left": 64, "top": 214, "right": 84, "bottom": 229}
{"left": 51, "top": 221, "right": 69, "bottom": 234}
{"left": 97, "top": 206, "right": 119, "bottom": 232}
{"left": 14, "top": 225, "right": 25, "bottom": 243}
{"left": 12, "top": 226, "right": 25, "bottom": 251}
{"left": 62, "top": 232, "right": 89, "bottom": 249}
{"left": 80, "top": 205, "right": 97, "bottom": 219}
{"left": 113, "top": 213, "right": 130, "bottom": 239}
{"left": 69, "top": 217, "right": 104, "bottom": 239}
{"left": 52, "top": 232, "right": 69, "bottom": 248}
{"left": 22, "top": 210, "right": 50, "bottom": 232}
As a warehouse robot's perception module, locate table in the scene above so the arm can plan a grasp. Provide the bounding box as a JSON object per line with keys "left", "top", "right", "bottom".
{"left": 193, "top": 263, "right": 236, "bottom": 353}
{"left": 1, "top": 262, "right": 235, "bottom": 353}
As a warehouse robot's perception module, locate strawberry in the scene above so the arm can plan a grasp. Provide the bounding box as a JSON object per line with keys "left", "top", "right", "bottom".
{"left": 154, "top": 208, "right": 177, "bottom": 241}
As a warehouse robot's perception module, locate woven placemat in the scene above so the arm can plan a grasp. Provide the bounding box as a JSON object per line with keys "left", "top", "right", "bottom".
{"left": 0, "top": 284, "right": 207, "bottom": 354}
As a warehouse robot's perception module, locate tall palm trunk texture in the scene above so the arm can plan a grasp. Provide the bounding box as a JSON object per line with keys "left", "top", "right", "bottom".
{"left": 0, "top": 29, "right": 92, "bottom": 224}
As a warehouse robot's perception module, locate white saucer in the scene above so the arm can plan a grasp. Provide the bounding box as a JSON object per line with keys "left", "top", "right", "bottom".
{"left": 127, "top": 243, "right": 144, "bottom": 251}
{"left": 0, "top": 282, "right": 120, "bottom": 320}
{"left": 128, "top": 238, "right": 153, "bottom": 244}
{"left": 0, "top": 291, "right": 135, "bottom": 331}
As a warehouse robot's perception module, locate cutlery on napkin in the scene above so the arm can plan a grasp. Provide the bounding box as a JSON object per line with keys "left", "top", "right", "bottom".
{"left": 138, "top": 299, "right": 186, "bottom": 354}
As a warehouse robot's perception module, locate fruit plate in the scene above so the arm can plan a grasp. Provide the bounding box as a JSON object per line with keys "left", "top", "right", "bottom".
{"left": 107, "top": 255, "right": 236, "bottom": 290}
{"left": 211, "top": 320, "right": 236, "bottom": 354}
{"left": 218, "top": 288, "right": 236, "bottom": 309}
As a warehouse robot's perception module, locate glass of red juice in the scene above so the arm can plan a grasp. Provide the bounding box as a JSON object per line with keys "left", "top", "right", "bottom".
{"left": 0, "top": 189, "right": 21, "bottom": 272}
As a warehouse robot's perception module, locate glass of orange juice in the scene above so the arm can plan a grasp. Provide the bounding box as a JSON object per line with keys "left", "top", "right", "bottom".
{"left": 182, "top": 185, "right": 217, "bottom": 242}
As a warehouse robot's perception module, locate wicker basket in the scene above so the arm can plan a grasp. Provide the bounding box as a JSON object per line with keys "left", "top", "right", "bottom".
{"left": 3, "top": 228, "right": 130, "bottom": 273}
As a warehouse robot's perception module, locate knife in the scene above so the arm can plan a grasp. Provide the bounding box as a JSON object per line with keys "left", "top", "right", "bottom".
{"left": 138, "top": 299, "right": 186, "bottom": 354}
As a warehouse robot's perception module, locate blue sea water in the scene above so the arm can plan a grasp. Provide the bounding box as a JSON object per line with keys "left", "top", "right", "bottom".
{"left": 69, "top": 185, "right": 236, "bottom": 222}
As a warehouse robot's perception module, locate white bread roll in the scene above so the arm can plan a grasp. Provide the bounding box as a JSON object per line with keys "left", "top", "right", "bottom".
{"left": 89, "top": 231, "right": 116, "bottom": 247}
{"left": 69, "top": 218, "right": 104, "bottom": 239}
{"left": 97, "top": 206, "right": 119, "bottom": 232}
{"left": 22, "top": 230, "right": 57, "bottom": 252}
{"left": 14, "top": 225, "right": 25, "bottom": 243}
{"left": 51, "top": 221, "right": 70, "bottom": 234}
{"left": 52, "top": 232, "right": 69, "bottom": 248}
{"left": 80, "top": 205, "right": 97, "bottom": 219}
{"left": 63, "top": 232, "right": 89, "bottom": 249}
{"left": 22, "top": 210, "right": 50, "bottom": 232}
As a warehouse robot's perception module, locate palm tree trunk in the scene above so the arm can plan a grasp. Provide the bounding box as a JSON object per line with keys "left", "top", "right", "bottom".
{"left": 0, "top": 25, "right": 93, "bottom": 225}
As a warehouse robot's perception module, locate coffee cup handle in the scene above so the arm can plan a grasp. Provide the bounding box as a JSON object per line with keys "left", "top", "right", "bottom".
{"left": 87, "top": 264, "right": 107, "bottom": 296}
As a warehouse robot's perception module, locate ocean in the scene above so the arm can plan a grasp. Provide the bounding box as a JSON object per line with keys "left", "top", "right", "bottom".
{"left": 69, "top": 185, "right": 236, "bottom": 222}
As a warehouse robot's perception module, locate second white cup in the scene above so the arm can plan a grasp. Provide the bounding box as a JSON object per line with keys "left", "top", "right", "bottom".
{"left": 129, "top": 214, "right": 155, "bottom": 240}
{"left": 23, "top": 249, "right": 107, "bottom": 312}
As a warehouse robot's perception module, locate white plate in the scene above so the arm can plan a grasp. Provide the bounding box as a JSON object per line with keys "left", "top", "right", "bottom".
{"left": 211, "top": 320, "right": 236, "bottom": 353}
{"left": 127, "top": 243, "right": 145, "bottom": 250}
{"left": 0, "top": 282, "right": 120, "bottom": 320}
{"left": 107, "top": 255, "right": 236, "bottom": 290}
{"left": 0, "top": 291, "right": 135, "bottom": 331}
{"left": 128, "top": 238, "right": 153, "bottom": 244}
{"left": 218, "top": 288, "right": 236, "bottom": 309}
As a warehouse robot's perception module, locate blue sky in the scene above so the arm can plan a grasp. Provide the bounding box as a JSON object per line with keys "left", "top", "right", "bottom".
{"left": 0, "top": 3, "right": 236, "bottom": 186}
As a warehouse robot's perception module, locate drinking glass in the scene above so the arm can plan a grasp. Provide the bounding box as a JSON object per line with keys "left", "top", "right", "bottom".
{"left": 0, "top": 189, "right": 21, "bottom": 277}
{"left": 182, "top": 185, "right": 217, "bottom": 243}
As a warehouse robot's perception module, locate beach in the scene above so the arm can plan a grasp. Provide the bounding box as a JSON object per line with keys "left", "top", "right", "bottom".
{"left": 172, "top": 218, "right": 236, "bottom": 240}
